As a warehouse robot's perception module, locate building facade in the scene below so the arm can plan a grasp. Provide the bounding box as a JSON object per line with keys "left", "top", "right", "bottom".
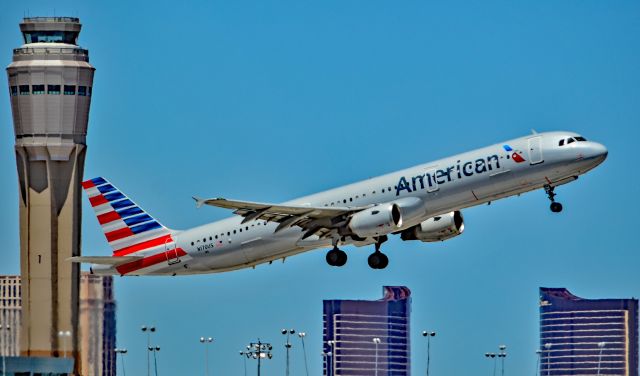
{"left": 323, "top": 286, "right": 411, "bottom": 376}
{"left": 0, "top": 274, "right": 116, "bottom": 376}
{"left": 540, "top": 287, "right": 639, "bottom": 376}
{"left": 6, "top": 16, "right": 95, "bottom": 372}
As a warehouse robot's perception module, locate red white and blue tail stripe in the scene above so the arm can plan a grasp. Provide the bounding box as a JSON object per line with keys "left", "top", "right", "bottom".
{"left": 82, "top": 177, "right": 186, "bottom": 275}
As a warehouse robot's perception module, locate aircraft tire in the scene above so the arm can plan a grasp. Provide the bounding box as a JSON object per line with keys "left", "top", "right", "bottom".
{"left": 550, "top": 202, "right": 563, "bottom": 213}
{"left": 368, "top": 252, "right": 387, "bottom": 269}
{"left": 326, "top": 248, "right": 346, "bottom": 267}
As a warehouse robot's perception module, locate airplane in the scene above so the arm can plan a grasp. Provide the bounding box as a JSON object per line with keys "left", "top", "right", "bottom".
{"left": 72, "top": 131, "right": 607, "bottom": 276}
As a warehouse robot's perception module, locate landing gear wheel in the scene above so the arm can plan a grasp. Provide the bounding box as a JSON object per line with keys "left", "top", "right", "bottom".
{"left": 368, "top": 252, "right": 389, "bottom": 269}
{"left": 326, "top": 248, "right": 347, "bottom": 267}
{"left": 544, "top": 184, "right": 563, "bottom": 213}
{"left": 550, "top": 202, "right": 563, "bottom": 213}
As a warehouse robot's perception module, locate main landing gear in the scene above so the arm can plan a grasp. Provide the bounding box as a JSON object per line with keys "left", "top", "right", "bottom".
{"left": 367, "top": 236, "right": 389, "bottom": 270}
{"left": 544, "top": 184, "right": 563, "bottom": 213}
{"left": 326, "top": 246, "right": 347, "bottom": 267}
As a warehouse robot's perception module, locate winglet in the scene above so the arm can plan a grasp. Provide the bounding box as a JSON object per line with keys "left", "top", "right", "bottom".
{"left": 193, "top": 197, "right": 206, "bottom": 209}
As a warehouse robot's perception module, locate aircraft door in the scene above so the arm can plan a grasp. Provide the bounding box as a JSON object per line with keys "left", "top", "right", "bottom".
{"left": 528, "top": 137, "right": 544, "bottom": 165}
{"left": 164, "top": 238, "right": 181, "bottom": 265}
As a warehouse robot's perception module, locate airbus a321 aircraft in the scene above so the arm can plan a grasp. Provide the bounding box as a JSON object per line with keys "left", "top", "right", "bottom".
{"left": 73, "top": 131, "right": 607, "bottom": 276}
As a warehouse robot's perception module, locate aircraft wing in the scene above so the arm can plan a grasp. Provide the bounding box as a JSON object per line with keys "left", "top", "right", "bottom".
{"left": 68, "top": 256, "right": 143, "bottom": 266}
{"left": 194, "top": 197, "right": 369, "bottom": 239}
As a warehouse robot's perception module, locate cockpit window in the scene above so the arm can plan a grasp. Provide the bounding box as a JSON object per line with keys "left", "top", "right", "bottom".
{"left": 567, "top": 138, "right": 575, "bottom": 144}
{"left": 559, "top": 139, "right": 565, "bottom": 146}
{"left": 575, "top": 136, "right": 587, "bottom": 141}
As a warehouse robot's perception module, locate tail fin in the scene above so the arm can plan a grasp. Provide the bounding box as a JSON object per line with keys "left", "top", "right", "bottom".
{"left": 82, "top": 177, "right": 174, "bottom": 257}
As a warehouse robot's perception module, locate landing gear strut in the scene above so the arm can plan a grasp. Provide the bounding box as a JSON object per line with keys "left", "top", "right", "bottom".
{"left": 544, "top": 184, "right": 563, "bottom": 213}
{"left": 326, "top": 238, "right": 347, "bottom": 267}
{"left": 368, "top": 236, "right": 389, "bottom": 270}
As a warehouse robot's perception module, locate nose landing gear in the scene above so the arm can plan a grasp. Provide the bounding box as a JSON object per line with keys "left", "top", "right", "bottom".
{"left": 544, "top": 184, "right": 563, "bottom": 213}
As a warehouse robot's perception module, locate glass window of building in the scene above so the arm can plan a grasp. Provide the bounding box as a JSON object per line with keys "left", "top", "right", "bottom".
{"left": 88, "top": 86, "right": 92, "bottom": 96}
{"left": 10, "top": 86, "right": 17, "bottom": 96}
{"left": 47, "top": 85, "right": 61, "bottom": 95}
{"left": 63, "top": 85, "right": 76, "bottom": 95}
{"left": 23, "top": 31, "right": 79, "bottom": 44}
{"left": 19, "top": 85, "right": 30, "bottom": 95}
{"left": 78, "top": 86, "right": 87, "bottom": 96}
{"left": 32, "top": 85, "right": 45, "bottom": 95}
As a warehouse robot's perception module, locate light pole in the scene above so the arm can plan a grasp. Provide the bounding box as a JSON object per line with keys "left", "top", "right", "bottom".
{"left": 422, "top": 331, "right": 436, "bottom": 376}
{"left": 0, "top": 324, "right": 10, "bottom": 376}
{"left": 327, "top": 340, "right": 336, "bottom": 376}
{"left": 498, "top": 345, "right": 507, "bottom": 376}
{"left": 244, "top": 339, "right": 273, "bottom": 376}
{"left": 57, "top": 330, "right": 71, "bottom": 358}
{"left": 544, "top": 343, "right": 552, "bottom": 376}
{"left": 199, "top": 337, "right": 213, "bottom": 376}
{"left": 239, "top": 351, "right": 248, "bottom": 376}
{"left": 596, "top": 342, "right": 606, "bottom": 376}
{"left": 298, "top": 332, "right": 309, "bottom": 376}
{"left": 115, "top": 348, "right": 128, "bottom": 376}
{"left": 148, "top": 346, "right": 160, "bottom": 376}
{"left": 141, "top": 325, "right": 156, "bottom": 376}
{"left": 373, "top": 338, "right": 381, "bottom": 376}
{"left": 281, "top": 329, "right": 295, "bottom": 376}
{"left": 535, "top": 350, "right": 542, "bottom": 376}
{"left": 485, "top": 353, "right": 497, "bottom": 376}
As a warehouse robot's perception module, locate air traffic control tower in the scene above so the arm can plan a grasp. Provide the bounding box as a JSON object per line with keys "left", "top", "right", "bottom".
{"left": 6, "top": 17, "right": 94, "bottom": 372}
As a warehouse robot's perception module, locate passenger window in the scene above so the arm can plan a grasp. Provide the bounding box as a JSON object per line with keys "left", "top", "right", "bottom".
{"left": 567, "top": 138, "right": 575, "bottom": 144}
{"left": 559, "top": 139, "right": 565, "bottom": 146}
{"left": 349, "top": 198, "right": 352, "bottom": 202}
{"left": 48, "top": 85, "right": 61, "bottom": 95}
{"left": 227, "top": 232, "right": 230, "bottom": 236}
{"left": 19, "top": 85, "right": 30, "bottom": 95}
{"left": 63, "top": 85, "right": 75, "bottom": 95}
{"left": 343, "top": 199, "right": 346, "bottom": 203}
{"left": 233, "top": 230, "right": 236, "bottom": 234}
{"left": 382, "top": 189, "right": 385, "bottom": 193}
{"left": 239, "top": 228, "right": 242, "bottom": 232}
{"left": 215, "top": 235, "right": 218, "bottom": 239}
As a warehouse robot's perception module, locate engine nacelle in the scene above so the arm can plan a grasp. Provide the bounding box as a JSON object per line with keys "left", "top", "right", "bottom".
{"left": 348, "top": 197, "right": 424, "bottom": 238}
{"left": 400, "top": 211, "right": 464, "bottom": 242}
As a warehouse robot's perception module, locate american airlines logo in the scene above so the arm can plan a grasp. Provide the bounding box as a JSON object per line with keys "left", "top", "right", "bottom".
{"left": 395, "top": 153, "right": 505, "bottom": 196}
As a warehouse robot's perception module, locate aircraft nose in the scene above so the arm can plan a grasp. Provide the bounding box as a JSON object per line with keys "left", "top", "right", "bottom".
{"left": 589, "top": 142, "right": 608, "bottom": 161}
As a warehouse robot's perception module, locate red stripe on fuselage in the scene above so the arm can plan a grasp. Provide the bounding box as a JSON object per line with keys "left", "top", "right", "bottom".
{"left": 105, "top": 227, "right": 134, "bottom": 242}
{"left": 81, "top": 180, "right": 95, "bottom": 189}
{"left": 116, "top": 248, "right": 187, "bottom": 275}
{"left": 113, "top": 234, "right": 173, "bottom": 257}
{"left": 97, "top": 211, "right": 121, "bottom": 225}
{"left": 89, "top": 194, "right": 109, "bottom": 207}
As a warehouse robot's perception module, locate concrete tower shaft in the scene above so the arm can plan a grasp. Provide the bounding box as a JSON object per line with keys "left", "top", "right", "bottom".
{"left": 6, "top": 16, "right": 94, "bottom": 372}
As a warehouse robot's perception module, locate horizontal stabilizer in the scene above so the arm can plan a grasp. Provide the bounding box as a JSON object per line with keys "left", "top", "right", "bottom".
{"left": 68, "top": 256, "right": 142, "bottom": 266}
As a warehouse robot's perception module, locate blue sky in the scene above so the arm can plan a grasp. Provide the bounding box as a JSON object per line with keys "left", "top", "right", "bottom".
{"left": 1, "top": 1, "right": 639, "bottom": 375}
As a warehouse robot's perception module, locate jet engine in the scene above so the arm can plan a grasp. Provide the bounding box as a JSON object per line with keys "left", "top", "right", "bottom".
{"left": 348, "top": 197, "right": 425, "bottom": 238}
{"left": 400, "top": 211, "right": 464, "bottom": 242}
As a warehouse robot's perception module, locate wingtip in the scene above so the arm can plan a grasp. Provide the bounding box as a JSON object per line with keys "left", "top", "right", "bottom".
{"left": 193, "top": 196, "right": 205, "bottom": 209}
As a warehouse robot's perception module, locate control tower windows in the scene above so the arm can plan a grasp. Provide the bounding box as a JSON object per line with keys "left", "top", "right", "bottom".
{"left": 23, "top": 31, "right": 79, "bottom": 44}
{"left": 88, "top": 87, "right": 92, "bottom": 96}
{"left": 78, "top": 86, "right": 87, "bottom": 96}
{"left": 10, "top": 86, "right": 17, "bottom": 96}
{"left": 63, "top": 85, "right": 75, "bottom": 95}
{"left": 48, "top": 85, "right": 61, "bottom": 95}
{"left": 32, "top": 85, "right": 45, "bottom": 95}
{"left": 19, "top": 85, "right": 29, "bottom": 95}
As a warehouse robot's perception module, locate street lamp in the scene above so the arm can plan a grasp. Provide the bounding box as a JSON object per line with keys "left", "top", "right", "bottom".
{"left": 141, "top": 325, "right": 156, "bottom": 376}
{"left": 485, "top": 353, "right": 497, "bottom": 376}
{"left": 326, "top": 340, "right": 336, "bottom": 376}
{"left": 373, "top": 338, "right": 381, "bottom": 376}
{"left": 239, "top": 351, "right": 248, "bottom": 376}
{"left": 298, "top": 332, "right": 310, "bottom": 376}
{"left": 244, "top": 339, "right": 273, "bottom": 376}
{"left": 148, "top": 346, "right": 160, "bottom": 376}
{"left": 1, "top": 324, "right": 10, "bottom": 376}
{"left": 596, "top": 342, "right": 606, "bottom": 376}
{"left": 544, "top": 343, "right": 552, "bottom": 376}
{"left": 535, "top": 350, "right": 542, "bottom": 376}
{"left": 199, "top": 337, "right": 213, "bottom": 376}
{"left": 422, "top": 331, "right": 436, "bottom": 376}
{"left": 281, "top": 329, "right": 295, "bottom": 376}
{"left": 498, "top": 345, "right": 507, "bottom": 376}
{"left": 57, "top": 330, "right": 71, "bottom": 358}
{"left": 115, "top": 348, "right": 128, "bottom": 376}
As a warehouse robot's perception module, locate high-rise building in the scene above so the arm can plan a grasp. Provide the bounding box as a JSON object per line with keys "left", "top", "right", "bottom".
{"left": 0, "top": 274, "right": 116, "bottom": 376}
{"left": 323, "top": 286, "right": 411, "bottom": 376}
{"left": 539, "top": 287, "right": 639, "bottom": 376}
{"left": 6, "top": 16, "right": 95, "bottom": 373}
